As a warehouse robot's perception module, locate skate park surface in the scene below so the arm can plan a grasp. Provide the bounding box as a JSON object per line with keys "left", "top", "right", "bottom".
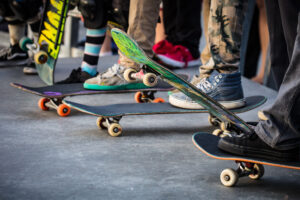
{"left": 1, "top": 56, "right": 300, "bottom": 200}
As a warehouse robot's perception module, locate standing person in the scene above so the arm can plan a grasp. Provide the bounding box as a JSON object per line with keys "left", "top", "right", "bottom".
{"left": 83, "top": 0, "right": 162, "bottom": 90}
{"left": 169, "top": 0, "right": 248, "bottom": 109}
{"left": 218, "top": 1, "right": 300, "bottom": 161}
{"left": 0, "top": 0, "right": 42, "bottom": 74}
{"left": 152, "top": 0, "right": 202, "bottom": 68}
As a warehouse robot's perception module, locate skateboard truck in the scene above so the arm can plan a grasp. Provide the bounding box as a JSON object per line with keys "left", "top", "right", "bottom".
{"left": 38, "top": 97, "right": 71, "bottom": 117}
{"left": 19, "top": 37, "right": 48, "bottom": 65}
{"left": 220, "top": 162, "right": 265, "bottom": 187}
{"left": 124, "top": 67, "right": 158, "bottom": 87}
{"left": 96, "top": 116, "right": 122, "bottom": 137}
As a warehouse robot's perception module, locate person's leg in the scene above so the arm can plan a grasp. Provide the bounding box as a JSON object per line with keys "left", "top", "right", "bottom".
{"left": 218, "top": 4, "right": 300, "bottom": 161}
{"left": 200, "top": 0, "right": 212, "bottom": 66}
{"left": 169, "top": 0, "right": 247, "bottom": 109}
{"left": 83, "top": 0, "right": 162, "bottom": 90}
{"left": 57, "top": 0, "right": 108, "bottom": 84}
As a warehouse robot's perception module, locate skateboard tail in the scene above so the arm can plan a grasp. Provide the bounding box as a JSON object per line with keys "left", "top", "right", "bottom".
{"left": 111, "top": 28, "right": 252, "bottom": 134}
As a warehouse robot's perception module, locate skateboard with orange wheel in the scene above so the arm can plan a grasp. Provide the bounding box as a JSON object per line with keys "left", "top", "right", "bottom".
{"left": 63, "top": 96, "right": 266, "bottom": 137}
{"left": 20, "top": 0, "right": 70, "bottom": 85}
{"left": 10, "top": 76, "right": 187, "bottom": 117}
{"left": 192, "top": 132, "right": 300, "bottom": 187}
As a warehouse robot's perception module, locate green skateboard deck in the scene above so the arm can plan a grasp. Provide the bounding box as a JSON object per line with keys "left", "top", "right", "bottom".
{"left": 20, "top": 0, "right": 69, "bottom": 85}
{"left": 192, "top": 132, "right": 300, "bottom": 187}
{"left": 111, "top": 28, "right": 257, "bottom": 136}
{"left": 63, "top": 95, "right": 266, "bottom": 137}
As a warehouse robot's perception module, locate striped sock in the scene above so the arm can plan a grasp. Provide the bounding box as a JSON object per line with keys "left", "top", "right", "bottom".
{"left": 81, "top": 28, "right": 106, "bottom": 76}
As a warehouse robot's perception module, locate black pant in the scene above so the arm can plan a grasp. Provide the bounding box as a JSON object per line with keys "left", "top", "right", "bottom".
{"left": 162, "top": 0, "right": 202, "bottom": 59}
{"left": 255, "top": 0, "right": 300, "bottom": 150}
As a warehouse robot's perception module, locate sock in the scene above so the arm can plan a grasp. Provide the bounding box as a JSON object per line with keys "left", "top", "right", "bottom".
{"left": 81, "top": 28, "right": 106, "bottom": 76}
{"left": 8, "top": 24, "right": 26, "bottom": 46}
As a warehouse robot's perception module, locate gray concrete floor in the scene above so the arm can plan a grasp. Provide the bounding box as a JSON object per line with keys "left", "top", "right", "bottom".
{"left": 1, "top": 56, "right": 300, "bottom": 200}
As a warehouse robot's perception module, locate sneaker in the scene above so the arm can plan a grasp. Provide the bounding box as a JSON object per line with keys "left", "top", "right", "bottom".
{"left": 56, "top": 67, "right": 95, "bottom": 84}
{"left": 0, "top": 44, "right": 29, "bottom": 67}
{"left": 169, "top": 70, "right": 245, "bottom": 109}
{"left": 152, "top": 40, "right": 173, "bottom": 55}
{"left": 183, "top": 47, "right": 201, "bottom": 67}
{"left": 83, "top": 64, "right": 149, "bottom": 90}
{"left": 218, "top": 131, "right": 299, "bottom": 162}
{"left": 155, "top": 45, "right": 186, "bottom": 68}
{"left": 23, "top": 63, "right": 37, "bottom": 75}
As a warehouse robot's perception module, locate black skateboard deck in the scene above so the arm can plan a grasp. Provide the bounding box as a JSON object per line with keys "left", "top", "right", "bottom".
{"left": 63, "top": 96, "right": 266, "bottom": 137}
{"left": 192, "top": 132, "right": 300, "bottom": 187}
{"left": 10, "top": 74, "right": 188, "bottom": 117}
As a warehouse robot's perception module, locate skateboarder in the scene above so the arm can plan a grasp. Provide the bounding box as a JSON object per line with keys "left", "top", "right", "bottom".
{"left": 218, "top": 1, "right": 300, "bottom": 162}
{"left": 169, "top": 0, "right": 248, "bottom": 110}
{"left": 0, "top": 0, "right": 42, "bottom": 74}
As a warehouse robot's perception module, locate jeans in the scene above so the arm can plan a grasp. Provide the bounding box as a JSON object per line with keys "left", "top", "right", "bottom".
{"left": 255, "top": 1, "right": 300, "bottom": 150}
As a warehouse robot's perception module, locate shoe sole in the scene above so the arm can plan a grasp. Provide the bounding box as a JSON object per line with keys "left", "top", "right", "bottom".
{"left": 169, "top": 94, "right": 246, "bottom": 109}
{"left": 218, "top": 139, "right": 298, "bottom": 162}
{"left": 83, "top": 82, "right": 150, "bottom": 90}
{"left": 157, "top": 54, "right": 185, "bottom": 68}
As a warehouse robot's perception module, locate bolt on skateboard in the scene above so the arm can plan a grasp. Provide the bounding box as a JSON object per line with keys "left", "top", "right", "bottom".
{"left": 10, "top": 75, "right": 188, "bottom": 117}
{"left": 63, "top": 96, "right": 266, "bottom": 137}
{"left": 20, "top": 0, "right": 69, "bottom": 85}
{"left": 111, "top": 28, "right": 262, "bottom": 136}
{"left": 192, "top": 132, "right": 300, "bottom": 187}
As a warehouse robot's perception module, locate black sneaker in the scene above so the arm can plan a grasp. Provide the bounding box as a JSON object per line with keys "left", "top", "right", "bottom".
{"left": 56, "top": 67, "right": 96, "bottom": 84}
{"left": 218, "top": 132, "right": 299, "bottom": 162}
{"left": 0, "top": 44, "right": 29, "bottom": 67}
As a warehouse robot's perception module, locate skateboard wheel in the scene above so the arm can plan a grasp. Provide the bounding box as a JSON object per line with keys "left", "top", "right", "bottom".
{"left": 57, "top": 104, "right": 71, "bottom": 117}
{"left": 134, "top": 92, "right": 144, "bottom": 103}
{"left": 220, "top": 168, "right": 238, "bottom": 187}
{"left": 152, "top": 98, "right": 165, "bottom": 103}
{"left": 124, "top": 68, "right": 138, "bottom": 82}
{"left": 20, "top": 37, "right": 33, "bottom": 51}
{"left": 143, "top": 73, "right": 158, "bottom": 87}
{"left": 38, "top": 98, "right": 50, "bottom": 111}
{"left": 108, "top": 123, "right": 122, "bottom": 137}
{"left": 248, "top": 164, "right": 264, "bottom": 180}
{"left": 208, "top": 115, "right": 219, "bottom": 126}
{"left": 96, "top": 117, "right": 107, "bottom": 129}
{"left": 212, "top": 129, "right": 223, "bottom": 137}
{"left": 34, "top": 51, "right": 48, "bottom": 64}
{"left": 220, "top": 122, "right": 228, "bottom": 132}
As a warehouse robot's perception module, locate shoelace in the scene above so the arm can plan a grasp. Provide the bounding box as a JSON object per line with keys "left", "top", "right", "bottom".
{"left": 197, "top": 78, "right": 212, "bottom": 92}
{"left": 100, "top": 64, "right": 125, "bottom": 80}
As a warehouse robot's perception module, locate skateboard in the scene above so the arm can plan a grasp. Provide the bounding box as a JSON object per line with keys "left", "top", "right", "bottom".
{"left": 63, "top": 96, "right": 266, "bottom": 137}
{"left": 192, "top": 132, "right": 300, "bottom": 187}
{"left": 111, "top": 28, "right": 258, "bottom": 136}
{"left": 10, "top": 75, "right": 188, "bottom": 117}
{"left": 20, "top": 0, "right": 69, "bottom": 85}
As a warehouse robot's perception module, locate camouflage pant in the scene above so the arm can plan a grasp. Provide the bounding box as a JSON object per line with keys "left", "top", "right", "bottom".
{"left": 200, "top": 0, "right": 248, "bottom": 76}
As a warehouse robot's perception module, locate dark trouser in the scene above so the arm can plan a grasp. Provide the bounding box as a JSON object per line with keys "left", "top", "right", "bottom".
{"left": 255, "top": 1, "right": 300, "bottom": 150}
{"left": 162, "top": 0, "right": 201, "bottom": 59}
{"left": 81, "top": 0, "right": 110, "bottom": 29}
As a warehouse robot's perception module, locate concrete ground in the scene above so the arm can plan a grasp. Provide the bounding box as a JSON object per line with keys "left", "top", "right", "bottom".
{"left": 1, "top": 56, "right": 300, "bottom": 200}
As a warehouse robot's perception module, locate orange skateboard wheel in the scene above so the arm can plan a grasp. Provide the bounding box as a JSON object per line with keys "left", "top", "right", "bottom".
{"left": 38, "top": 98, "right": 50, "bottom": 111}
{"left": 152, "top": 98, "right": 165, "bottom": 103}
{"left": 134, "top": 92, "right": 144, "bottom": 103}
{"left": 57, "top": 104, "right": 71, "bottom": 117}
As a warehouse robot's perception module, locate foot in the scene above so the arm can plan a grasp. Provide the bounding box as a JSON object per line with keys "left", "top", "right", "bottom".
{"left": 56, "top": 67, "right": 96, "bottom": 84}
{"left": 0, "top": 44, "right": 29, "bottom": 67}
{"left": 218, "top": 131, "right": 299, "bottom": 162}
{"left": 23, "top": 63, "right": 37, "bottom": 75}
{"left": 153, "top": 41, "right": 200, "bottom": 68}
{"left": 83, "top": 64, "right": 149, "bottom": 90}
{"left": 169, "top": 70, "right": 245, "bottom": 109}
